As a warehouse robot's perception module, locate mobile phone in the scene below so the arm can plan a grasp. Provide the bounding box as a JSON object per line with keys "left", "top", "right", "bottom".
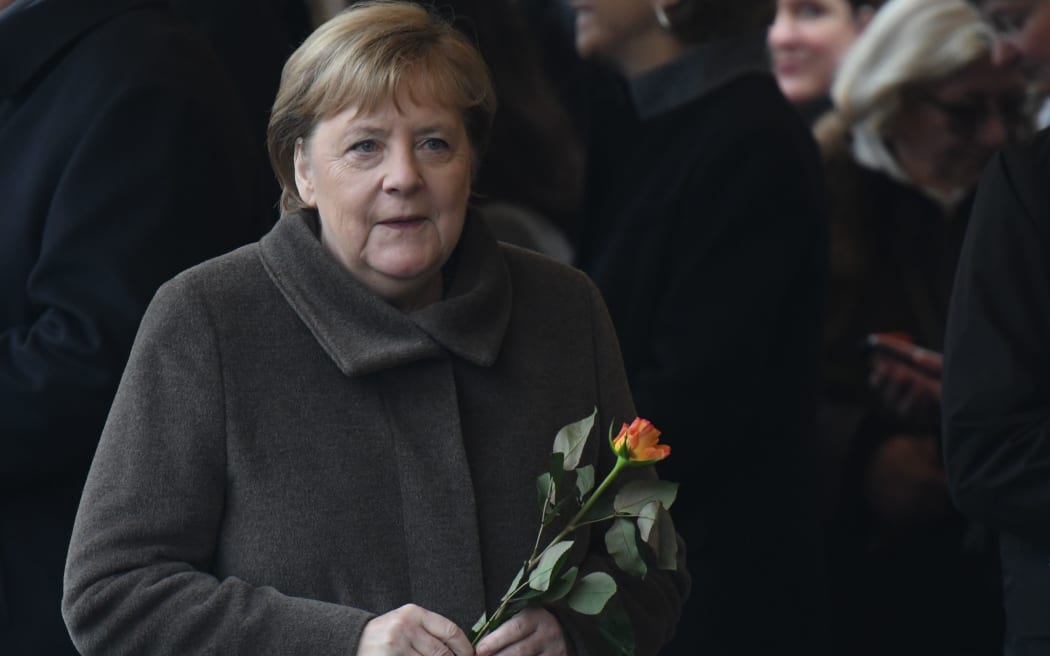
{"left": 863, "top": 332, "right": 943, "bottom": 379}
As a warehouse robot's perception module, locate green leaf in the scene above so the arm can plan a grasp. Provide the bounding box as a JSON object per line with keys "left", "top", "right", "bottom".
{"left": 549, "top": 452, "right": 565, "bottom": 485}
{"left": 553, "top": 408, "right": 596, "bottom": 471}
{"left": 469, "top": 612, "right": 487, "bottom": 638}
{"left": 613, "top": 480, "right": 678, "bottom": 516}
{"left": 537, "top": 472, "right": 554, "bottom": 513}
{"left": 605, "top": 518, "right": 647, "bottom": 578}
{"left": 494, "top": 564, "right": 526, "bottom": 605}
{"left": 575, "top": 465, "right": 595, "bottom": 499}
{"left": 596, "top": 596, "right": 635, "bottom": 655}
{"left": 655, "top": 505, "right": 679, "bottom": 570}
{"left": 636, "top": 501, "right": 660, "bottom": 542}
{"left": 566, "top": 571, "right": 616, "bottom": 615}
{"left": 528, "top": 540, "right": 574, "bottom": 592}
{"left": 637, "top": 501, "right": 678, "bottom": 570}
{"left": 539, "top": 566, "right": 579, "bottom": 603}
{"left": 579, "top": 493, "right": 616, "bottom": 525}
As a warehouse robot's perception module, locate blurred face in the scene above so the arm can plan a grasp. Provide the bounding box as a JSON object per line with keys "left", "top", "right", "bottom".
{"left": 891, "top": 57, "right": 1028, "bottom": 194}
{"left": 294, "top": 88, "right": 472, "bottom": 311}
{"left": 981, "top": 0, "right": 1050, "bottom": 63}
{"left": 769, "top": 0, "right": 865, "bottom": 104}
{"left": 570, "top": 0, "right": 674, "bottom": 73}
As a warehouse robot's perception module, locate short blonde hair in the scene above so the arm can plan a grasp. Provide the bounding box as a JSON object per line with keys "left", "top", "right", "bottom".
{"left": 267, "top": 0, "right": 497, "bottom": 213}
{"left": 830, "top": 0, "right": 993, "bottom": 135}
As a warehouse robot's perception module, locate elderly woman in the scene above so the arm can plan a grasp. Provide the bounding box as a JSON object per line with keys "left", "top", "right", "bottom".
{"left": 814, "top": 0, "right": 1031, "bottom": 651}
{"left": 59, "top": 3, "right": 688, "bottom": 655}
{"left": 571, "top": 0, "right": 830, "bottom": 654}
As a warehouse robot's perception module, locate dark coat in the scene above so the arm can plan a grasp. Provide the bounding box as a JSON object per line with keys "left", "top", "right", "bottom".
{"left": 0, "top": 1, "right": 268, "bottom": 653}
{"left": 944, "top": 127, "right": 1050, "bottom": 653}
{"left": 578, "top": 58, "right": 830, "bottom": 652}
{"left": 62, "top": 213, "right": 689, "bottom": 655}
{"left": 819, "top": 144, "right": 1003, "bottom": 655}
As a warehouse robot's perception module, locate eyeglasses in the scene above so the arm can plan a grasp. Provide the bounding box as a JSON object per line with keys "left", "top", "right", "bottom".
{"left": 983, "top": 1, "right": 1038, "bottom": 37}
{"left": 915, "top": 92, "right": 1030, "bottom": 137}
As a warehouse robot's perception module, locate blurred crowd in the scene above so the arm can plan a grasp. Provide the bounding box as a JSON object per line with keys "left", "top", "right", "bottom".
{"left": 3, "top": 0, "right": 1050, "bottom": 654}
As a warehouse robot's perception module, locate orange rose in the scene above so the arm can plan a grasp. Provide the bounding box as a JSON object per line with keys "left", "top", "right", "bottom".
{"left": 611, "top": 418, "right": 670, "bottom": 464}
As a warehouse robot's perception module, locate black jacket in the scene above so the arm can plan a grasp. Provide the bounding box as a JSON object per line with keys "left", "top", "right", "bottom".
{"left": 944, "top": 127, "right": 1050, "bottom": 650}
{"left": 0, "top": 0, "right": 268, "bottom": 652}
{"left": 578, "top": 45, "right": 830, "bottom": 653}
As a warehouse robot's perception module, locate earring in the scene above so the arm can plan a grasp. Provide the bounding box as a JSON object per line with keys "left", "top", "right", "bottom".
{"left": 654, "top": 6, "right": 671, "bottom": 30}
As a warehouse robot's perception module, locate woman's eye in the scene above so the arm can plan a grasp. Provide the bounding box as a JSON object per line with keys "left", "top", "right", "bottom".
{"left": 990, "top": 10, "right": 1031, "bottom": 35}
{"left": 797, "top": 3, "right": 826, "bottom": 19}
{"left": 420, "top": 137, "right": 450, "bottom": 152}
{"left": 349, "top": 139, "right": 379, "bottom": 154}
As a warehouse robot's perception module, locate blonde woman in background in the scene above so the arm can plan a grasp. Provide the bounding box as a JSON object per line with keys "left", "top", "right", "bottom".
{"left": 814, "top": 0, "right": 1032, "bottom": 652}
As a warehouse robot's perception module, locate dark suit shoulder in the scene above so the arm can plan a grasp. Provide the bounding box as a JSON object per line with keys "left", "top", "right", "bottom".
{"left": 50, "top": 4, "right": 231, "bottom": 101}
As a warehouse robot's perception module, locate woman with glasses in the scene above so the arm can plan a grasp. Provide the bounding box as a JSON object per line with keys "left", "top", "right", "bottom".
{"left": 813, "top": 0, "right": 1032, "bottom": 652}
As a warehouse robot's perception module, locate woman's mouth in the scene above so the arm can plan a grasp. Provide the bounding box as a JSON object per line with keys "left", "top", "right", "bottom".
{"left": 378, "top": 216, "right": 427, "bottom": 230}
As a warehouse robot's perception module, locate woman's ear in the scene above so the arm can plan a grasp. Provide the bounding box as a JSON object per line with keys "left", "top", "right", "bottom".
{"left": 293, "top": 138, "right": 317, "bottom": 207}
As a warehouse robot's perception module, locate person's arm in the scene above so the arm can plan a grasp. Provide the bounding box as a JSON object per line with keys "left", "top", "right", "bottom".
{"left": 636, "top": 121, "right": 826, "bottom": 494}
{"left": 1, "top": 83, "right": 260, "bottom": 490}
{"left": 62, "top": 276, "right": 370, "bottom": 655}
{"left": 942, "top": 145, "right": 1050, "bottom": 547}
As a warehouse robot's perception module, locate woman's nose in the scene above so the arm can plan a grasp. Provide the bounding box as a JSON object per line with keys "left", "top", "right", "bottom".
{"left": 975, "top": 103, "right": 1010, "bottom": 148}
{"left": 382, "top": 147, "right": 423, "bottom": 194}
{"left": 768, "top": 14, "right": 796, "bottom": 48}
{"left": 993, "top": 37, "right": 1023, "bottom": 66}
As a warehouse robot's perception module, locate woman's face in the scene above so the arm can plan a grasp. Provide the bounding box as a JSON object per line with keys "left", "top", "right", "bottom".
{"left": 571, "top": 0, "right": 666, "bottom": 70}
{"left": 768, "top": 0, "right": 863, "bottom": 104}
{"left": 294, "top": 89, "right": 472, "bottom": 311}
{"left": 891, "top": 57, "right": 1028, "bottom": 194}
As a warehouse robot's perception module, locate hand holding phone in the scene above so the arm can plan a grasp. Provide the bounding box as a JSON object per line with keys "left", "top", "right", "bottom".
{"left": 864, "top": 333, "right": 943, "bottom": 418}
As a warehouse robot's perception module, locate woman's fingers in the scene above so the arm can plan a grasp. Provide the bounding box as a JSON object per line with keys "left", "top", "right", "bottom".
{"left": 358, "top": 604, "right": 473, "bottom": 656}
{"left": 418, "top": 608, "right": 473, "bottom": 656}
{"left": 476, "top": 607, "right": 568, "bottom": 656}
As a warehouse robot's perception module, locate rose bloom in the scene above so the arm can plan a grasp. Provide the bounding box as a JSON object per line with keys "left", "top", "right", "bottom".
{"left": 612, "top": 418, "right": 670, "bottom": 464}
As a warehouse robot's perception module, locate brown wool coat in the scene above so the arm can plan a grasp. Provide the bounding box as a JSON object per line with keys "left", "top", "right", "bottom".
{"left": 62, "top": 212, "right": 688, "bottom": 655}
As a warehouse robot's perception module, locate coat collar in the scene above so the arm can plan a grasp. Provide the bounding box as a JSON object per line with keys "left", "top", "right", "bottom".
{"left": 628, "top": 30, "right": 770, "bottom": 121}
{"left": 259, "top": 210, "right": 512, "bottom": 377}
{"left": 0, "top": 0, "right": 165, "bottom": 97}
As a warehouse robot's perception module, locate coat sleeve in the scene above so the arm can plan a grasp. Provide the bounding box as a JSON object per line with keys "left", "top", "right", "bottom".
{"left": 0, "top": 81, "right": 262, "bottom": 490}
{"left": 942, "top": 146, "right": 1050, "bottom": 548}
{"left": 635, "top": 121, "right": 826, "bottom": 495}
{"left": 62, "top": 276, "right": 370, "bottom": 655}
{"left": 553, "top": 281, "right": 690, "bottom": 656}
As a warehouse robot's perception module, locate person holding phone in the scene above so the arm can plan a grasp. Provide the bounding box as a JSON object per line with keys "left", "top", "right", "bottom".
{"left": 812, "top": 0, "right": 1033, "bottom": 651}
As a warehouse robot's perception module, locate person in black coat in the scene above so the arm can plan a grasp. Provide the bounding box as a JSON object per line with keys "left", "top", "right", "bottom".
{"left": 570, "top": 0, "right": 830, "bottom": 652}
{"left": 811, "top": 1, "right": 1031, "bottom": 652}
{"left": 945, "top": 2, "right": 1050, "bottom": 654}
{"left": 0, "top": 0, "right": 269, "bottom": 653}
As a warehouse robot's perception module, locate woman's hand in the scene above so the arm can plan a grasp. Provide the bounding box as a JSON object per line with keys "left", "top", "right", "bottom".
{"left": 475, "top": 607, "right": 569, "bottom": 656}
{"left": 864, "top": 434, "right": 951, "bottom": 525}
{"left": 357, "top": 604, "right": 474, "bottom": 656}
{"left": 868, "top": 354, "right": 942, "bottom": 418}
